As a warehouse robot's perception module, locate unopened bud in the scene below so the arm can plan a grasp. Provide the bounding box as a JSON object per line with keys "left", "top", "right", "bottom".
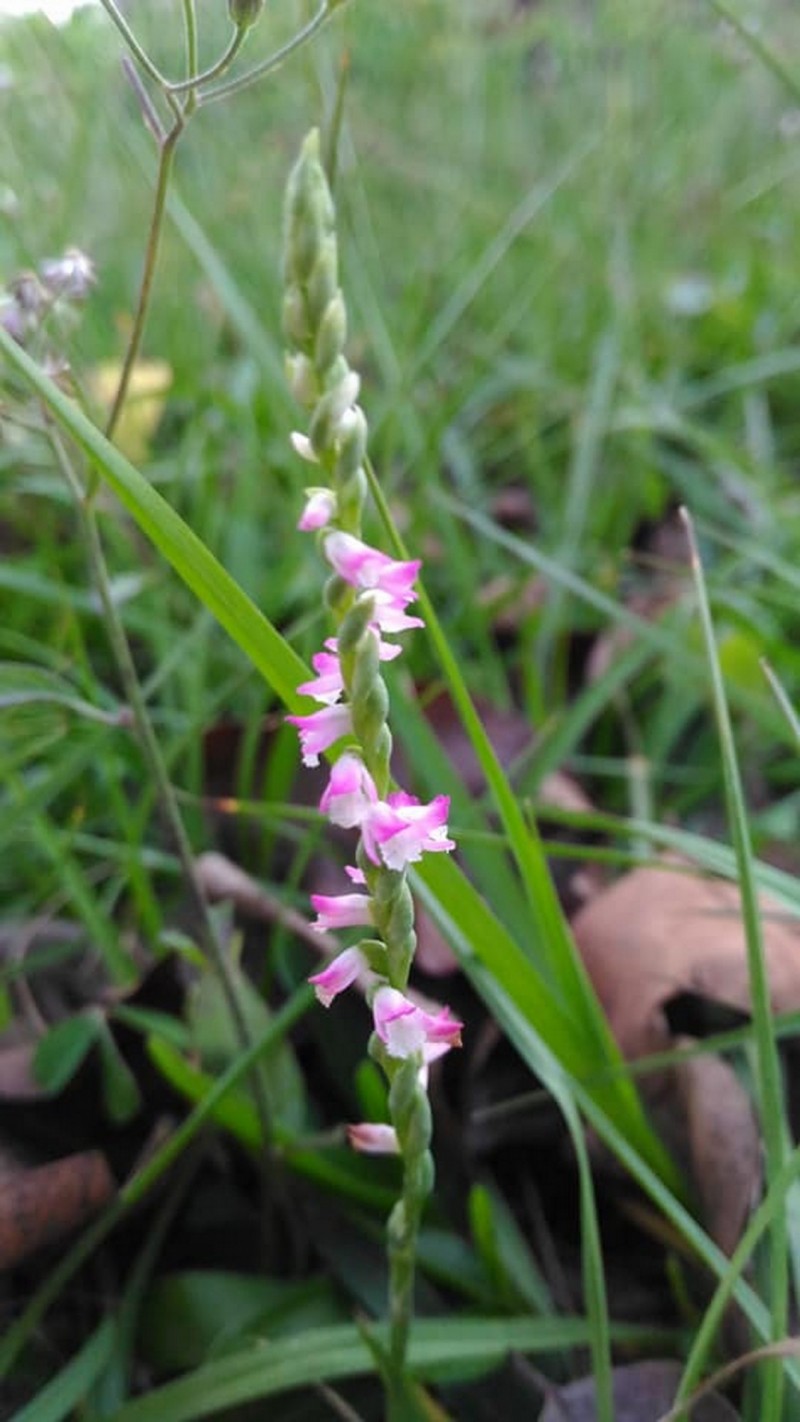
{"left": 314, "top": 293, "right": 347, "bottom": 372}
{"left": 283, "top": 130, "right": 335, "bottom": 285}
{"left": 228, "top": 0, "right": 264, "bottom": 28}
{"left": 335, "top": 405, "right": 367, "bottom": 482}
{"left": 307, "top": 237, "right": 339, "bottom": 326}
{"left": 285, "top": 353, "right": 318, "bottom": 406}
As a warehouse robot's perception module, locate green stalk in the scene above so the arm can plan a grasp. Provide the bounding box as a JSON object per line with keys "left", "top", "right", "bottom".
{"left": 680, "top": 507, "right": 788, "bottom": 1419}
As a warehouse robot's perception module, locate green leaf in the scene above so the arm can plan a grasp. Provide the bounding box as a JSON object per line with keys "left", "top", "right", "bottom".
{"left": 0, "top": 662, "right": 116, "bottom": 724}
{"left": 10, "top": 1318, "right": 116, "bottom": 1422}
{"left": 97, "top": 1022, "right": 142, "bottom": 1123}
{"left": 0, "top": 325, "right": 309, "bottom": 712}
{"left": 189, "top": 956, "right": 306, "bottom": 1132}
{"left": 33, "top": 1014, "right": 100, "bottom": 1094}
{"left": 112, "top": 1316, "right": 672, "bottom": 1422}
{"left": 139, "top": 1272, "right": 344, "bottom": 1373}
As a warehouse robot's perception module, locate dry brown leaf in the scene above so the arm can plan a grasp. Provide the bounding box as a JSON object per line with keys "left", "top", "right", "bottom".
{"left": 672, "top": 1046, "right": 761, "bottom": 1255}
{"left": 0, "top": 1149, "right": 115, "bottom": 1268}
{"left": 571, "top": 864, "right": 800, "bottom": 1060}
{"left": 571, "top": 863, "right": 794, "bottom": 1251}
{"left": 538, "top": 1360, "right": 739, "bottom": 1421}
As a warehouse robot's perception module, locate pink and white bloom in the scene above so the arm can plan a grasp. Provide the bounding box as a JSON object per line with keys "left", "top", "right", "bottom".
{"left": 320, "top": 751, "right": 378, "bottom": 828}
{"left": 309, "top": 945, "right": 368, "bottom": 1007}
{"left": 372, "top": 985, "right": 463, "bottom": 1060}
{"left": 347, "top": 1122, "right": 400, "bottom": 1155}
{"left": 345, "top": 863, "right": 367, "bottom": 885}
{"left": 297, "top": 650, "right": 343, "bottom": 706}
{"left": 362, "top": 792, "right": 454, "bottom": 871}
{"left": 324, "top": 531, "right": 421, "bottom": 604}
{"left": 310, "top": 892, "right": 372, "bottom": 933}
{"left": 324, "top": 634, "right": 402, "bottom": 664}
{"left": 368, "top": 590, "right": 425, "bottom": 635}
{"left": 286, "top": 704, "right": 351, "bottom": 766}
{"left": 298, "top": 486, "right": 336, "bottom": 531}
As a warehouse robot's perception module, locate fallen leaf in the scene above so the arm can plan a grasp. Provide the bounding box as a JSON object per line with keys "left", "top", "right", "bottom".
{"left": 672, "top": 1045, "right": 761, "bottom": 1255}
{"left": 538, "top": 1359, "right": 739, "bottom": 1421}
{"left": 0, "top": 1149, "right": 115, "bottom": 1269}
{"left": 571, "top": 864, "right": 800, "bottom": 1060}
{"left": 570, "top": 862, "right": 797, "bottom": 1250}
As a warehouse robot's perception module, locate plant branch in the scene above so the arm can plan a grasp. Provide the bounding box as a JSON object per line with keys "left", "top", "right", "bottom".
{"left": 103, "top": 116, "right": 183, "bottom": 448}
{"left": 199, "top": 1, "right": 338, "bottom": 105}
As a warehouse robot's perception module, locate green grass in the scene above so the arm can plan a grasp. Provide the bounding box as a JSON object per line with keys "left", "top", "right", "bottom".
{"left": 4, "top": 0, "right": 800, "bottom": 1416}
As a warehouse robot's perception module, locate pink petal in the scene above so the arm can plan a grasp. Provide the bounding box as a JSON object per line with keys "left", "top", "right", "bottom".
{"left": 372, "top": 985, "right": 463, "bottom": 1060}
{"left": 309, "top": 892, "right": 372, "bottom": 932}
{"left": 296, "top": 650, "right": 343, "bottom": 706}
{"left": 308, "top": 945, "right": 367, "bottom": 1007}
{"left": 368, "top": 591, "right": 425, "bottom": 635}
{"left": 362, "top": 794, "right": 454, "bottom": 870}
{"left": 286, "top": 704, "right": 352, "bottom": 766}
{"left": 324, "top": 531, "right": 420, "bottom": 602}
{"left": 347, "top": 1122, "right": 400, "bottom": 1155}
{"left": 298, "top": 486, "right": 336, "bottom": 531}
{"left": 320, "top": 752, "right": 378, "bottom": 828}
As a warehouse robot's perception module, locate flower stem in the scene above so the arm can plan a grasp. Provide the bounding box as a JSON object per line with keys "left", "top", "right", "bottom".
{"left": 103, "top": 115, "right": 184, "bottom": 450}
{"left": 48, "top": 426, "right": 274, "bottom": 1154}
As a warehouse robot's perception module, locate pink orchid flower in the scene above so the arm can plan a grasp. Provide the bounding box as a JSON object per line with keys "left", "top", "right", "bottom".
{"left": 297, "top": 486, "right": 336, "bottom": 531}
{"left": 310, "top": 892, "right": 372, "bottom": 933}
{"left": 367, "top": 590, "right": 425, "bottom": 635}
{"left": 286, "top": 704, "right": 351, "bottom": 766}
{"left": 347, "top": 1122, "right": 400, "bottom": 1155}
{"left": 362, "top": 792, "right": 454, "bottom": 870}
{"left": 308, "top": 944, "right": 367, "bottom": 1007}
{"left": 324, "top": 531, "right": 421, "bottom": 604}
{"left": 372, "top": 985, "right": 463, "bottom": 1060}
{"left": 297, "top": 650, "right": 344, "bottom": 706}
{"left": 320, "top": 751, "right": 378, "bottom": 828}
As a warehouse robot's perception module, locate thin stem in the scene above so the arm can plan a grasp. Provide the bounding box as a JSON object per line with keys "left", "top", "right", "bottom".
{"left": 199, "top": 1, "right": 334, "bottom": 105}
{"left": 49, "top": 427, "right": 274, "bottom": 1154}
{"left": 181, "top": 0, "right": 199, "bottom": 84}
{"left": 97, "top": 0, "right": 182, "bottom": 121}
{"left": 167, "top": 25, "right": 247, "bottom": 94}
{"left": 705, "top": 0, "right": 800, "bottom": 108}
{"left": 103, "top": 117, "right": 183, "bottom": 450}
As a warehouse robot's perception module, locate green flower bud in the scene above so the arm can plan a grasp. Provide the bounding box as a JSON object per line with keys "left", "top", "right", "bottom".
{"left": 315, "top": 293, "right": 348, "bottom": 373}
{"left": 335, "top": 407, "right": 367, "bottom": 483}
{"left": 307, "top": 237, "right": 339, "bottom": 327}
{"left": 282, "top": 285, "right": 311, "bottom": 351}
{"left": 285, "top": 353, "right": 318, "bottom": 406}
{"left": 229, "top": 0, "right": 263, "bottom": 26}
{"left": 283, "top": 130, "right": 335, "bottom": 286}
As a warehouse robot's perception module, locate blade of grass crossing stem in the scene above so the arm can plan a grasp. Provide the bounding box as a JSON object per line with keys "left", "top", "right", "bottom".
{"left": 0, "top": 987, "right": 314, "bottom": 1382}
{"left": 535, "top": 329, "right": 620, "bottom": 680}
{"left": 0, "top": 326, "right": 309, "bottom": 711}
{"left": 0, "top": 323, "right": 678, "bottom": 1181}
{"left": 675, "top": 1145, "right": 800, "bottom": 1413}
{"left": 559, "top": 1090, "right": 613, "bottom": 1422}
{"left": 683, "top": 511, "right": 788, "bottom": 1416}
{"left": 364, "top": 458, "right": 654, "bottom": 1129}
{"left": 111, "top": 1317, "right": 656, "bottom": 1422}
